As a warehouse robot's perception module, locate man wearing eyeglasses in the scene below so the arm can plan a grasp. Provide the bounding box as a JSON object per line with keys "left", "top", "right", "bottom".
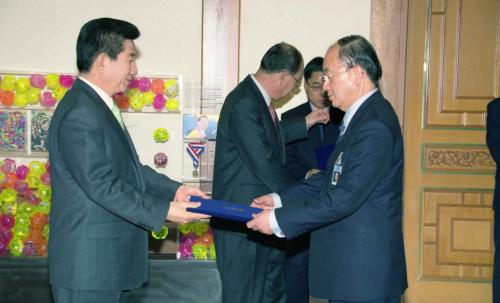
{"left": 248, "top": 35, "right": 408, "bottom": 303}
{"left": 280, "top": 56, "right": 344, "bottom": 303}
{"left": 212, "top": 42, "right": 330, "bottom": 303}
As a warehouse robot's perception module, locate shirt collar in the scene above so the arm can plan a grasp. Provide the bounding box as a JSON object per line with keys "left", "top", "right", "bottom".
{"left": 79, "top": 76, "right": 114, "bottom": 110}
{"left": 341, "top": 88, "right": 378, "bottom": 129}
{"left": 250, "top": 74, "right": 271, "bottom": 106}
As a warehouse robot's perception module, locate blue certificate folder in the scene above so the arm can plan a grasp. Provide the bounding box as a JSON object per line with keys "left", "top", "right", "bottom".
{"left": 188, "top": 196, "right": 262, "bottom": 222}
{"left": 314, "top": 143, "right": 336, "bottom": 171}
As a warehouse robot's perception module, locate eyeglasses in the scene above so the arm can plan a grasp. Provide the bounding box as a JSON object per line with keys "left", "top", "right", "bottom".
{"left": 321, "top": 68, "right": 350, "bottom": 84}
{"left": 286, "top": 71, "right": 302, "bottom": 87}
{"left": 305, "top": 82, "right": 323, "bottom": 92}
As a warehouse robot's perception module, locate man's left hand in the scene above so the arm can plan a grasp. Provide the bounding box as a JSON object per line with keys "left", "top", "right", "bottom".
{"left": 174, "top": 185, "right": 209, "bottom": 202}
{"left": 305, "top": 110, "right": 330, "bottom": 129}
{"left": 247, "top": 210, "right": 273, "bottom": 235}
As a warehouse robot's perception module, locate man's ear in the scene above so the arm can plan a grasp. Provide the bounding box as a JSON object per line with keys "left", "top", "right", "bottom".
{"left": 350, "top": 65, "right": 366, "bottom": 85}
{"left": 93, "top": 53, "right": 108, "bottom": 73}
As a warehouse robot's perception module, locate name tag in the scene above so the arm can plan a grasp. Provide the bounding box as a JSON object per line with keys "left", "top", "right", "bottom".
{"left": 331, "top": 152, "right": 343, "bottom": 185}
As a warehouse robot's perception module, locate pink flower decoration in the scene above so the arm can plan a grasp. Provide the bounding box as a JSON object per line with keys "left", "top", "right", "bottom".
{"left": 127, "top": 78, "right": 139, "bottom": 89}
{"left": 1, "top": 159, "right": 16, "bottom": 174}
{"left": 137, "top": 77, "right": 151, "bottom": 92}
{"left": 59, "top": 75, "right": 74, "bottom": 88}
{"left": 29, "top": 74, "right": 46, "bottom": 89}
{"left": 40, "top": 172, "right": 51, "bottom": 185}
{"left": 41, "top": 91, "right": 56, "bottom": 107}
{"left": 152, "top": 94, "right": 166, "bottom": 111}
{"left": 13, "top": 181, "right": 28, "bottom": 196}
{"left": 15, "top": 165, "right": 29, "bottom": 180}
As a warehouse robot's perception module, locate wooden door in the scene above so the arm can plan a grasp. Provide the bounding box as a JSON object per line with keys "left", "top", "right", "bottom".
{"left": 403, "top": 0, "right": 499, "bottom": 302}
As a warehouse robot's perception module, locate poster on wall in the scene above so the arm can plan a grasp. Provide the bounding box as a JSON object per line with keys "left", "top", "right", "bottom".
{"left": 183, "top": 114, "right": 218, "bottom": 140}
{"left": 0, "top": 110, "right": 27, "bottom": 152}
{"left": 31, "top": 110, "right": 53, "bottom": 153}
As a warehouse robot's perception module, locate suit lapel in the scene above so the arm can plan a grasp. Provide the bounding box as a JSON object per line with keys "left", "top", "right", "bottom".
{"left": 76, "top": 79, "right": 145, "bottom": 190}
{"left": 245, "top": 76, "right": 286, "bottom": 163}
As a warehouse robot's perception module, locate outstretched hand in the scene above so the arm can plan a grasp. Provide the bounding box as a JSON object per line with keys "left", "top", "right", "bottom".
{"left": 174, "top": 185, "right": 209, "bottom": 202}
{"left": 166, "top": 201, "right": 210, "bottom": 224}
{"left": 246, "top": 210, "right": 273, "bottom": 235}
{"left": 305, "top": 110, "right": 330, "bottom": 129}
{"left": 251, "top": 194, "right": 275, "bottom": 209}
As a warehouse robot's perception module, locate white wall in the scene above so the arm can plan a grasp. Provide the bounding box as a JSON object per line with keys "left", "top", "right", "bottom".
{"left": 240, "top": 0, "right": 371, "bottom": 115}
{"left": 0, "top": 0, "right": 202, "bottom": 181}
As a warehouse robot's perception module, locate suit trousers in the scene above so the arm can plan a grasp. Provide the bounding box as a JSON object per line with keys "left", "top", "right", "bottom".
{"left": 214, "top": 229, "right": 286, "bottom": 303}
{"left": 494, "top": 211, "right": 500, "bottom": 303}
{"left": 51, "top": 286, "right": 129, "bottom": 303}
{"left": 329, "top": 296, "right": 400, "bottom": 303}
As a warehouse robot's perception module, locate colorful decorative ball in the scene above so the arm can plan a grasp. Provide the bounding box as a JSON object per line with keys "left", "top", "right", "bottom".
{"left": 140, "top": 91, "right": 154, "bottom": 106}
{"left": 28, "top": 161, "right": 46, "bottom": 176}
{"left": 151, "top": 225, "right": 169, "bottom": 239}
{"left": 0, "top": 214, "right": 15, "bottom": 230}
{"left": 15, "top": 165, "right": 29, "bottom": 180}
{"left": 41, "top": 91, "right": 56, "bottom": 107}
{"left": 129, "top": 96, "right": 144, "bottom": 112}
{"left": 0, "top": 188, "right": 17, "bottom": 204}
{"left": 192, "top": 243, "right": 208, "bottom": 259}
{"left": 2, "top": 172, "right": 17, "bottom": 188}
{"left": 8, "top": 238, "right": 23, "bottom": 256}
{"left": 0, "top": 90, "right": 15, "bottom": 107}
{"left": 29, "top": 74, "right": 46, "bottom": 89}
{"left": 1, "top": 159, "right": 16, "bottom": 174}
{"left": 165, "top": 98, "right": 179, "bottom": 111}
{"left": 164, "top": 79, "right": 178, "bottom": 97}
{"left": 52, "top": 86, "right": 68, "bottom": 101}
{"left": 0, "top": 75, "right": 16, "bottom": 91}
{"left": 26, "top": 174, "right": 40, "bottom": 189}
{"left": 154, "top": 152, "right": 168, "bottom": 168}
{"left": 40, "top": 172, "right": 51, "bottom": 185}
{"left": 13, "top": 181, "right": 29, "bottom": 196}
{"left": 26, "top": 87, "right": 41, "bottom": 104}
{"left": 137, "top": 77, "right": 151, "bottom": 92}
{"left": 59, "top": 75, "right": 74, "bottom": 88}
{"left": 14, "top": 93, "right": 28, "bottom": 107}
{"left": 15, "top": 78, "right": 30, "bottom": 93}
{"left": 113, "top": 93, "right": 130, "bottom": 110}
{"left": 127, "top": 78, "right": 139, "bottom": 89}
{"left": 150, "top": 79, "right": 165, "bottom": 95}
{"left": 46, "top": 74, "right": 60, "bottom": 90}
{"left": 30, "top": 213, "right": 48, "bottom": 230}
{"left": 152, "top": 94, "right": 166, "bottom": 111}
{"left": 153, "top": 128, "right": 169, "bottom": 143}
{"left": 37, "top": 185, "right": 51, "bottom": 202}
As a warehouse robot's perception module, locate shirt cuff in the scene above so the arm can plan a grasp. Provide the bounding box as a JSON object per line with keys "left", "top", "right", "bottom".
{"left": 270, "top": 193, "right": 282, "bottom": 208}
{"left": 269, "top": 209, "right": 285, "bottom": 238}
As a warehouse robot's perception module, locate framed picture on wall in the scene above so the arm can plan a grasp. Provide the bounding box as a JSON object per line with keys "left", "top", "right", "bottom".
{"left": 0, "top": 109, "right": 27, "bottom": 152}
{"left": 31, "top": 110, "right": 53, "bottom": 153}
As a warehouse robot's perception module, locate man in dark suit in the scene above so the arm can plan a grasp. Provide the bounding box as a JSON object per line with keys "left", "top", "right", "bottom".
{"left": 281, "top": 56, "right": 344, "bottom": 303}
{"left": 212, "top": 42, "right": 329, "bottom": 303}
{"left": 487, "top": 97, "right": 500, "bottom": 302}
{"left": 248, "top": 35, "right": 408, "bottom": 303}
{"left": 47, "top": 18, "right": 208, "bottom": 303}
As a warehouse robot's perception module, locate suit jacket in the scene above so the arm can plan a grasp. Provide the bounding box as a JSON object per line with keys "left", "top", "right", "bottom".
{"left": 47, "top": 79, "right": 181, "bottom": 291}
{"left": 211, "top": 75, "right": 308, "bottom": 303}
{"left": 487, "top": 97, "right": 500, "bottom": 210}
{"left": 275, "top": 91, "right": 407, "bottom": 301}
{"left": 282, "top": 102, "right": 344, "bottom": 180}
{"left": 212, "top": 75, "right": 307, "bottom": 219}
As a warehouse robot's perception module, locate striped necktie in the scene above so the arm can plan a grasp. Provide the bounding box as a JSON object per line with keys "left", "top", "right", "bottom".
{"left": 269, "top": 102, "right": 277, "bottom": 124}
{"left": 111, "top": 103, "right": 125, "bottom": 129}
{"left": 336, "top": 120, "right": 346, "bottom": 143}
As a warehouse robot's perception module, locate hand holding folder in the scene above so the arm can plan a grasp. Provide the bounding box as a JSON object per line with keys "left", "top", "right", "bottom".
{"left": 187, "top": 196, "right": 263, "bottom": 222}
